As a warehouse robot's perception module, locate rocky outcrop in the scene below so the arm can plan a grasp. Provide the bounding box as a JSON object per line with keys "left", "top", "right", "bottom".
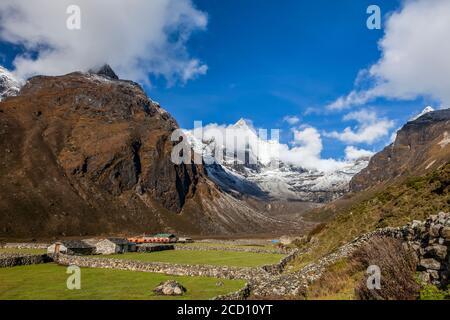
{"left": 351, "top": 109, "right": 450, "bottom": 192}
{"left": 89, "top": 64, "right": 119, "bottom": 80}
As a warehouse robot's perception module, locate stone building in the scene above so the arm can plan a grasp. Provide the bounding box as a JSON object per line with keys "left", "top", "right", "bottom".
{"left": 47, "top": 240, "right": 96, "bottom": 256}
{"left": 95, "top": 238, "right": 131, "bottom": 255}
{"left": 48, "top": 238, "right": 133, "bottom": 256}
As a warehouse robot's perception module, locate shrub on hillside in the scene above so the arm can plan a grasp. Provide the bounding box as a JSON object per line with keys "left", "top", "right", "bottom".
{"left": 419, "top": 284, "right": 449, "bottom": 300}
{"left": 353, "top": 237, "right": 420, "bottom": 300}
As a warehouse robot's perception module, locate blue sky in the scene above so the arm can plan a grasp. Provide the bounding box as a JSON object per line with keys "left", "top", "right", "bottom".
{"left": 0, "top": 0, "right": 446, "bottom": 162}
{"left": 147, "top": 0, "right": 431, "bottom": 158}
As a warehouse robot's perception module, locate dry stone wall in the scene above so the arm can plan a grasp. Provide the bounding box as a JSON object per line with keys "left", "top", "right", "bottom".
{"left": 136, "top": 244, "right": 175, "bottom": 253}
{"left": 0, "top": 253, "right": 52, "bottom": 268}
{"left": 212, "top": 283, "right": 251, "bottom": 300}
{"left": 54, "top": 254, "right": 271, "bottom": 282}
{"left": 400, "top": 212, "right": 450, "bottom": 287}
{"left": 0, "top": 243, "right": 49, "bottom": 249}
{"left": 261, "top": 249, "right": 301, "bottom": 274}
{"left": 175, "top": 244, "right": 290, "bottom": 255}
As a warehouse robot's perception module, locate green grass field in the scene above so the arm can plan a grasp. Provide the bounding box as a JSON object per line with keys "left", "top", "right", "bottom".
{"left": 100, "top": 250, "right": 284, "bottom": 267}
{"left": 177, "top": 242, "right": 277, "bottom": 250}
{"left": 0, "top": 248, "right": 46, "bottom": 255}
{"left": 176, "top": 242, "right": 277, "bottom": 250}
{"left": 0, "top": 264, "right": 245, "bottom": 300}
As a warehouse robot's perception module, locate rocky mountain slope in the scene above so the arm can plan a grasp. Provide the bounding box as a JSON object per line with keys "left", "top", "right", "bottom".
{"left": 351, "top": 108, "right": 450, "bottom": 191}
{"left": 185, "top": 119, "right": 370, "bottom": 203}
{"left": 0, "top": 67, "right": 21, "bottom": 101}
{"left": 0, "top": 66, "right": 300, "bottom": 239}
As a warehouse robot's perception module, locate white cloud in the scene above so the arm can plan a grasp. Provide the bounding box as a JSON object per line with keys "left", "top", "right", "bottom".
{"left": 325, "top": 109, "right": 394, "bottom": 144}
{"left": 327, "top": 0, "right": 450, "bottom": 110}
{"left": 283, "top": 115, "right": 300, "bottom": 125}
{"left": 0, "top": 0, "right": 208, "bottom": 84}
{"left": 344, "top": 146, "right": 374, "bottom": 161}
{"left": 286, "top": 126, "right": 349, "bottom": 172}
{"left": 186, "top": 120, "right": 357, "bottom": 173}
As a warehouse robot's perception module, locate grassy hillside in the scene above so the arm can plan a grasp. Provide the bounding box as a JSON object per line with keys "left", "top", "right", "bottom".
{"left": 294, "top": 163, "right": 450, "bottom": 269}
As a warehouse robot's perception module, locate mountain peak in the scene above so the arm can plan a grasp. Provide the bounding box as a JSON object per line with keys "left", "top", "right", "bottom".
{"left": 88, "top": 64, "right": 119, "bottom": 80}
{"left": 410, "top": 106, "right": 435, "bottom": 121}
{"left": 233, "top": 118, "right": 251, "bottom": 129}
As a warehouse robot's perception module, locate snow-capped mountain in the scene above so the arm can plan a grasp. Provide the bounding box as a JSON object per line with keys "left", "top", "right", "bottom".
{"left": 410, "top": 106, "right": 434, "bottom": 121}
{"left": 0, "top": 66, "right": 21, "bottom": 101}
{"left": 185, "top": 119, "right": 370, "bottom": 203}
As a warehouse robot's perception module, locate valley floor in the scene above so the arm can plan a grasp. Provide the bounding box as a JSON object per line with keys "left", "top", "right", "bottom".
{"left": 0, "top": 264, "right": 245, "bottom": 300}
{"left": 93, "top": 251, "right": 285, "bottom": 268}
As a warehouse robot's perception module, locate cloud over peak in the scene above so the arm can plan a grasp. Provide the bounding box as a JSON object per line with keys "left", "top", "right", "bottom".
{"left": 186, "top": 120, "right": 371, "bottom": 173}
{"left": 327, "top": 0, "right": 450, "bottom": 110}
{"left": 325, "top": 109, "right": 394, "bottom": 145}
{"left": 0, "top": 0, "right": 208, "bottom": 84}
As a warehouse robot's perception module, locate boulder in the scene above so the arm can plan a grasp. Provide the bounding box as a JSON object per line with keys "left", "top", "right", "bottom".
{"left": 418, "top": 271, "right": 430, "bottom": 284}
{"left": 153, "top": 280, "right": 186, "bottom": 296}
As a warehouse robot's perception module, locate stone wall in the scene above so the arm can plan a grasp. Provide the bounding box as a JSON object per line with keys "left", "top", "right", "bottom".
{"left": 400, "top": 212, "right": 450, "bottom": 287}
{"left": 212, "top": 283, "right": 251, "bottom": 300}
{"left": 1, "top": 243, "right": 49, "bottom": 249}
{"left": 136, "top": 244, "right": 175, "bottom": 253}
{"left": 54, "top": 254, "right": 270, "bottom": 283}
{"left": 175, "top": 244, "right": 289, "bottom": 255}
{"left": 261, "top": 249, "right": 301, "bottom": 274}
{"left": 0, "top": 253, "right": 52, "bottom": 268}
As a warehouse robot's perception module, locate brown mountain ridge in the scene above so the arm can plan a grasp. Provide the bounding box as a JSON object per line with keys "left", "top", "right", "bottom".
{"left": 0, "top": 69, "right": 298, "bottom": 239}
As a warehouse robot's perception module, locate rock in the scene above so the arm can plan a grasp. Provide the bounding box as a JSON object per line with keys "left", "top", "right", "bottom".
{"left": 411, "top": 220, "right": 423, "bottom": 229}
{"left": 427, "top": 270, "right": 440, "bottom": 280}
{"left": 280, "top": 236, "right": 294, "bottom": 245}
{"left": 418, "top": 271, "right": 430, "bottom": 284}
{"left": 89, "top": 64, "right": 119, "bottom": 80}
{"left": 173, "top": 287, "right": 183, "bottom": 295}
{"left": 216, "top": 281, "right": 224, "bottom": 287}
{"left": 440, "top": 227, "right": 450, "bottom": 240}
{"left": 153, "top": 280, "right": 186, "bottom": 296}
{"left": 424, "top": 245, "right": 448, "bottom": 260}
{"left": 419, "top": 258, "right": 442, "bottom": 271}
{"left": 430, "top": 224, "right": 443, "bottom": 238}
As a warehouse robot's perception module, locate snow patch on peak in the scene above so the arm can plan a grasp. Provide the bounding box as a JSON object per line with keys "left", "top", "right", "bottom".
{"left": 410, "top": 106, "right": 435, "bottom": 121}
{"left": 233, "top": 118, "right": 252, "bottom": 129}
{"left": 0, "top": 66, "right": 21, "bottom": 101}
